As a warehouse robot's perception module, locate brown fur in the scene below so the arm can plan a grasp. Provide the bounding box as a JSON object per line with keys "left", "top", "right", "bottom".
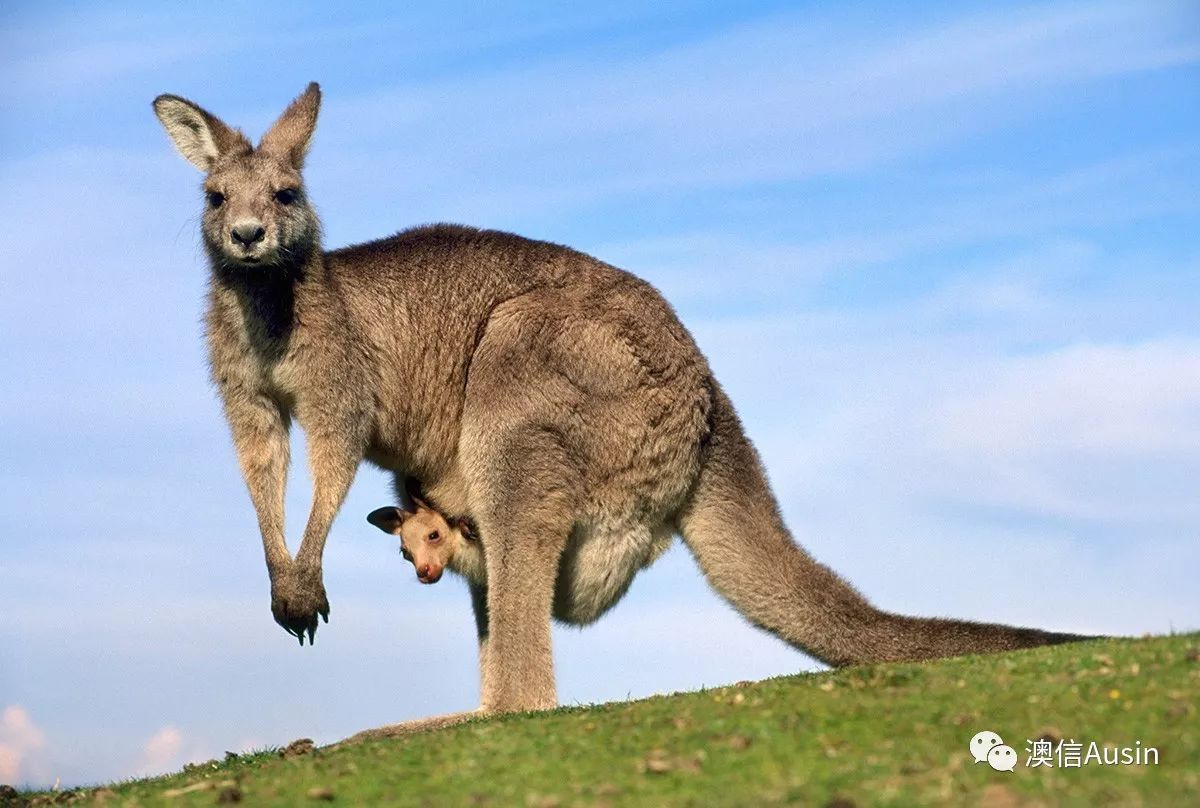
{"left": 153, "top": 83, "right": 1093, "bottom": 740}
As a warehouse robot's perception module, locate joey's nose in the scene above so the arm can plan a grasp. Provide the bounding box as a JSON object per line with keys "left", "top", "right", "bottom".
{"left": 230, "top": 223, "right": 265, "bottom": 246}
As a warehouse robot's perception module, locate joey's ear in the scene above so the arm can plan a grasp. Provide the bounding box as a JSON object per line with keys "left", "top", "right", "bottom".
{"left": 259, "top": 82, "right": 321, "bottom": 169}
{"left": 455, "top": 517, "right": 475, "bottom": 540}
{"left": 367, "top": 506, "right": 409, "bottom": 534}
{"left": 152, "top": 94, "right": 251, "bottom": 171}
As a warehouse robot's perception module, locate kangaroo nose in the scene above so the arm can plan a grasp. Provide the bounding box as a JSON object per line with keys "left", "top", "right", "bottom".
{"left": 230, "top": 223, "right": 265, "bottom": 246}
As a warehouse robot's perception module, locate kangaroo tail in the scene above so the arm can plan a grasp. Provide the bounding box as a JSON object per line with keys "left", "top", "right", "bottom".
{"left": 676, "top": 381, "right": 1092, "bottom": 667}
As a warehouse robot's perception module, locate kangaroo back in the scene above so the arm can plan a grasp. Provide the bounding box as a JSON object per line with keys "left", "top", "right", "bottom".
{"left": 677, "top": 382, "right": 1090, "bottom": 666}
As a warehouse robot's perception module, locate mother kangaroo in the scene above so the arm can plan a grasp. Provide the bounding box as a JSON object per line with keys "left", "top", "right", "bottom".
{"left": 153, "top": 83, "right": 1087, "bottom": 738}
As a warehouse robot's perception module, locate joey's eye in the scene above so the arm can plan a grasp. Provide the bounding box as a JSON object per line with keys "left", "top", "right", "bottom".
{"left": 206, "top": 191, "right": 225, "bottom": 208}
{"left": 427, "top": 531, "right": 440, "bottom": 543}
{"left": 274, "top": 188, "right": 298, "bottom": 205}
{"left": 400, "top": 547, "right": 412, "bottom": 561}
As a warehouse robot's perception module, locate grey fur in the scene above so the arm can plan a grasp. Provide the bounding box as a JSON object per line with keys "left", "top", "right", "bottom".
{"left": 153, "top": 83, "right": 1091, "bottom": 740}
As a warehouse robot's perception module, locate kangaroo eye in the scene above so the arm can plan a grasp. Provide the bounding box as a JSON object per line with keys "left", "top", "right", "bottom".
{"left": 400, "top": 547, "right": 412, "bottom": 561}
{"left": 428, "top": 531, "right": 440, "bottom": 542}
{"left": 274, "top": 188, "right": 298, "bottom": 205}
{"left": 206, "top": 191, "right": 225, "bottom": 208}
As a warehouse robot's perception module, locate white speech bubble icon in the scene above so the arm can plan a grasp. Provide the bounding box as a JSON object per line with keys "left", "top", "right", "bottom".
{"left": 970, "top": 730, "right": 1004, "bottom": 763}
{"left": 988, "top": 744, "right": 1018, "bottom": 772}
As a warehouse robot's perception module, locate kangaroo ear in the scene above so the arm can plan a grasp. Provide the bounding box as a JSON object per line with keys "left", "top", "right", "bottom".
{"left": 455, "top": 517, "right": 475, "bottom": 540}
{"left": 152, "top": 94, "right": 250, "bottom": 172}
{"left": 367, "top": 506, "right": 410, "bottom": 534}
{"left": 259, "top": 82, "right": 321, "bottom": 169}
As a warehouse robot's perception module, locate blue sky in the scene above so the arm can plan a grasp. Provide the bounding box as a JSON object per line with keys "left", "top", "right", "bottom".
{"left": 1, "top": 0, "right": 1198, "bottom": 788}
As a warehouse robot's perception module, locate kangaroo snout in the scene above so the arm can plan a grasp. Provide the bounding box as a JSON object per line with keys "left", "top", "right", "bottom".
{"left": 230, "top": 222, "right": 266, "bottom": 247}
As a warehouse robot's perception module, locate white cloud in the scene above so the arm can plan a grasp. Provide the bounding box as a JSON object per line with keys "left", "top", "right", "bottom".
{"left": 594, "top": 232, "right": 901, "bottom": 310}
{"left": 703, "top": 311, "right": 1200, "bottom": 526}
{"left": 310, "top": 0, "right": 1200, "bottom": 223}
{"left": 591, "top": 147, "right": 1197, "bottom": 315}
{"left": 0, "top": 706, "right": 47, "bottom": 785}
{"left": 917, "top": 340, "right": 1200, "bottom": 522}
{"left": 0, "top": 5, "right": 660, "bottom": 103}
{"left": 133, "top": 726, "right": 184, "bottom": 778}
{"left": 931, "top": 340, "right": 1200, "bottom": 457}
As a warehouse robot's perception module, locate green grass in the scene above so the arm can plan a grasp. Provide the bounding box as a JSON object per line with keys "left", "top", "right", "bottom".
{"left": 16, "top": 633, "right": 1198, "bottom": 806}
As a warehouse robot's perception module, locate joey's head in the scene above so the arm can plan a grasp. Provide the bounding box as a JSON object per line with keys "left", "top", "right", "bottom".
{"left": 367, "top": 501, "right": 473, "bottom": 585}
{"left": 153, "top": 83, "right": 322, "bottom": 272}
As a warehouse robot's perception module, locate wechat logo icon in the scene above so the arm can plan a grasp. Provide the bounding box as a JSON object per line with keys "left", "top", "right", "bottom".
{"left": 971, "top": 730, "right": 1017, "bottom": 772}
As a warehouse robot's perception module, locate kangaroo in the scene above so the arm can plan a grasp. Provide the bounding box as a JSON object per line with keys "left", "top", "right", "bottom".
{"left": 152, "top": 83, "right": 1091, "bottom": 739}
{"left": 368, "top": 498, "right": 484, "bottom": 586}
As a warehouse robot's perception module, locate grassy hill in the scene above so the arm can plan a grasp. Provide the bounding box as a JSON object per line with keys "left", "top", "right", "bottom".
{"left": 12, "top": 633, "right": 1197, "bottom": 806}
